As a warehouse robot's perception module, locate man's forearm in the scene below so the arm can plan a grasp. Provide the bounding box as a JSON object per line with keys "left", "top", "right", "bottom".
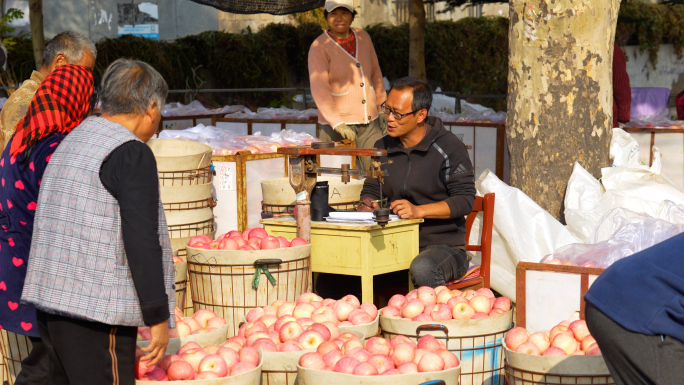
{"left": 416, "top": 201, "right": 451, "bottom": 219}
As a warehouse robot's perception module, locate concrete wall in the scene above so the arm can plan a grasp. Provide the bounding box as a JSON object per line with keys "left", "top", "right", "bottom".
{"left": 7, "top": 0, "right": 217, "bottom": 41}
{"left": 624, "top": 44, "right": 684, "bottom": 105}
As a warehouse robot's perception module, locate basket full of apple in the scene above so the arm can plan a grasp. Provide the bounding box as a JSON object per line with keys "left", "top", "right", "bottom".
{"left": 295, "top": 334, "right": 461, "bottom": 385}
{"left": 241, "top": 292, "right": 378, "bottom": 385}
{"left": 379, "top": 286, "right": 513, "bottom": 385}
{"left": 185, "top": 227, "right": 312, "bottom": 337}
{"left": 135, "top": 340, "right": 263, "bottom": 383}
{"left": 137, "top": 308, "right": 228, "bottom": 355}
{"left": 503, "top": 320, "right": 615, "bottom": 384}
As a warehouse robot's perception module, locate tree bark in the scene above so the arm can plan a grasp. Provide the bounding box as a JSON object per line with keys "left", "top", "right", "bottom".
{"left": 408, "top": 0, "right": 426, "bottom": 80}
{"left": 28, "top": 0, "right": 45, "bottom": 69}
{"left": 506, "top": 0, "right": 620, "bottom": 221}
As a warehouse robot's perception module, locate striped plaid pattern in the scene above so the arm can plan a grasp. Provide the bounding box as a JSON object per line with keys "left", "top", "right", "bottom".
{"left": 21, "top": 116, "right": 175, "bottom": 327}
{"left": 10, "top": 65, "right": 94, "bottom": 157}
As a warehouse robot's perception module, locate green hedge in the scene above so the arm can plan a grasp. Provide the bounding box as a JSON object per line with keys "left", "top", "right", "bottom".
{"left": 1, "top": 1, "right": 682, "bottom": 110}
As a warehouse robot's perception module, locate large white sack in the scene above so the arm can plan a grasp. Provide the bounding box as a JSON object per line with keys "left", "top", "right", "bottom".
{"left": 610, "top": 127, "right": 640, "bottom": 167}
{"left": 564, "top": 162, "right": 605, "bottom": 241}
{"left": 469, "top": 170, "right": 580, "bottom": 301}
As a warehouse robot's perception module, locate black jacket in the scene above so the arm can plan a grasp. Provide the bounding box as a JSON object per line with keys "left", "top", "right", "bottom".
{"left": 361, "top": 116, "right": 476, "bottom": 247}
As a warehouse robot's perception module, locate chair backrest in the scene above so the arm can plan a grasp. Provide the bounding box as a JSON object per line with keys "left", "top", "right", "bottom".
{"left": 464, "top": 192, "right": 495, "bottom": 288}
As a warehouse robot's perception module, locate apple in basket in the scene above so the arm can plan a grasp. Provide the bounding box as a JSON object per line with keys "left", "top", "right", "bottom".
{"left": 506, "top": 320, "right": 602, "bottom": 356}
{"left": 299, "top": 335, "right": 459, "bottom": 375}
{"left": 382, "top": 286, "right": 511, "bottom": 322}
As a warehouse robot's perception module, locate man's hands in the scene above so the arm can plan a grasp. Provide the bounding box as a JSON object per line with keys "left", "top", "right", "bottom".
{"left": 390, "top": 199, "right": 423, "bottom": 219}
{"left": 140, "top": 321, "right": 169, "bottom": 367}
{"left": 334, "top": 123, "right": 356, "bottom": 142}
{"left": 357, "top": 196, "right": 379, "bottom": 212}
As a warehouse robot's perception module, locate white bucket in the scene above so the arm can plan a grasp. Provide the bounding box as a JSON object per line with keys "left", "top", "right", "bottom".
{"left": 148, "top": 139, "right": 212, "bottom": 172}
{"left": 503, "top": 344, "right": 614, "bottom": 384}
{"left": 380, "top": 310, "right": 513, "bottom": 385}
{"left": 261, "top": 177, "right": 363, "bottom": 206}
{"left": 296, "top": 362, "right": 461, "bottom": 385}
{"left": 186, "top": 245, "right": 312, "bottom": 337}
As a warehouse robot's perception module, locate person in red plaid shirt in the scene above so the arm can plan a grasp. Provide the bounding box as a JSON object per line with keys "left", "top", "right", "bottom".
{"left": 613, "top": 43, "right": 631, "bottom": 128}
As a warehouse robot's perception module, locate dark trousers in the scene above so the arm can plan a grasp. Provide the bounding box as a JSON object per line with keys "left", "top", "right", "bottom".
{"left": 409, "top": 244, "right": 469, "bottom": 288}
{"left": 14, "top": 335, "right": 49, "bottom": 385}
{"left": 585, "top": 302, "right": 684, "bottom": 385}
{"left": 36, "top": 310, "right": 137, "bottom": 385}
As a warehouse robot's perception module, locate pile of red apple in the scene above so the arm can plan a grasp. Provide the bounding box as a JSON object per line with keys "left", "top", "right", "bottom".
{"left": 245, "top": 292, "right": 378, "bottom": 334}
{"left": 298, "top": 334, "right": 459, "bottom": 375}
{"left": 505, "top": 320, "right": 602, "bottom": 356}
{"left": 136, "top": 340, "right": 260, "bottom": 381}
{"left": 138, "top": 308, "right": 226, "bottom": 340}
{"left": 380, "top": 286, "right": 511, "bottom": 321}
{"left": 188, "top": 227, "right": 308, "bottom": 251}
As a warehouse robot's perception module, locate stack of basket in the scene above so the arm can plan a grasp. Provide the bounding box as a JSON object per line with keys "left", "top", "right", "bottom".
{"left": 148, "top": 139, "right": 215, "bottom": 315}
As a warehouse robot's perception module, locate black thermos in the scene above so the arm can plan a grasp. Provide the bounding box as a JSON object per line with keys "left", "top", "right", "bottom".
{"left": 311, "top": 181, "right": 330, "bottom": 221}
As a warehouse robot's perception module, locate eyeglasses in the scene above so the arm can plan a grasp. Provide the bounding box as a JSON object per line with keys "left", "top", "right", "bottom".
{"left": 381, "top": 102, "right": 422, "bottom": 120}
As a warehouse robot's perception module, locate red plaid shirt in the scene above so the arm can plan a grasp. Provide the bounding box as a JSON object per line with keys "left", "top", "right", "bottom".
{"left": 613, "top": 44, "right": 631, "bottom": 127}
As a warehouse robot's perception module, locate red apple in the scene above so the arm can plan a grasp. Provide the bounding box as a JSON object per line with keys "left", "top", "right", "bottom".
{"left": 542, "top": 347, "right": 566, "bottom": 356}
{"left": 381, "top": 306, "right": 401, "bottom": 317}
{"left": 452, "top": 302, "right": 475, "bottom": 320}
{"left": 260, "top": 236, "right": 280, "bottom": 250}
{"left": 569, "top": 319, "right": 591, "bottom": 342}
{"left": 417, "top": 352, "right": 444, "bottom": 372}
{"left": 388, "top": 294, "right": 407, "bottom": 309}
{"left": 360, "top": 303, "right": 378, "bottom": 320}
{"left": 290, "top": 238, "right": 308, "bottom": 247}
{"left": 217, "top": 347, "right": 239, "bottom": 370}
{"left": 323, "top": 350, "right": 343, "bottom": 368}
{"left": 401, "top": 299, "right": 425, "bottom": 319}
{"left": 276, "top": 236, "right": 290, "bottom": 248}
{"left": 515, "top": 342, "right": 542, "bottom": 355}
{"left": 438, "top": 350, "right": 459, "bottom": 369}
{"left": 417, "top": 286, "right": 437, "bottom": 306}
{"left": 353, "top": 362, "right": 378, "bottom": 375}
{"left": 167, "top": 360, "right": 195, "bottom": 380}
{"left": 248, "top": 228, "right": 268, "bottom": 239}
{"left": 365, "top": 336, "right": 391, "bottom": 355}
{"left": 397, "top": 362, "right": 418, "bottom": 374}
{"left": 348, "top": 309, "right": 373, "bottom": 325}
{"left": 299, "top": 352, "right": 326, "bottom": 370}
{"left": 369, "top": 353, "right": 395, "bottom": 373}
{"left": 297, "top": 330, "right": 326, "bottom": 350}
{"left": 308, "top": 323, "right": 332, "bottom": 341}
{"left": 279, "top": 341, "right": 303, "bottom": 352}
{"left": 198, "top": 354, "right": 228, "bottom": 377}
{"left": 180, "top": 348, "right": 207, "bottom": 373}
{"left": 231, "top": 362, "right": 257, "bottom": 376}
{"left": 505, "top": 327, "right": 530, "bottom": 350}
{"left": 177, "top": 341, "right": 201, "bottom": 355}
{"left": 238, "top": 346, "right": 260, "bottom": 366}
{"left": 279, "top": 321, "right": 304, "bottom": 342}
{"left": 391, "top": 343, "right": 415, "bottom": 367}
{"left": 334, "top": 357, "right": 360, "bottom": 374}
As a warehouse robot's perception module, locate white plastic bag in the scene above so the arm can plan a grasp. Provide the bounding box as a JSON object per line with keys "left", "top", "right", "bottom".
{"left": 542, "top": 207, "right": 684, "bottom": 268}
{"left": 469, "top": 170, "right": 580, "bottom": 301}
{"left": 610, "top": 127, "right": 640, "bottom": 167}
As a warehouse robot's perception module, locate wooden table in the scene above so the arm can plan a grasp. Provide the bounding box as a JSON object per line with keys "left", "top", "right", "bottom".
{"left": 261, "top": 218, "right": 422, "bottom": 303}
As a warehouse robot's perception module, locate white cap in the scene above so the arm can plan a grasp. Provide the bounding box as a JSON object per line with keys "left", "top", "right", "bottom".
{"left": 324, "top": 0, "right": 354, "bottom": 13}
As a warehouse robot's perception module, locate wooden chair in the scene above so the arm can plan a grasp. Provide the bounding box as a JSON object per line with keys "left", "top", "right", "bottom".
{"left": 446, "top": 192, "right": 495, "bottom": 290}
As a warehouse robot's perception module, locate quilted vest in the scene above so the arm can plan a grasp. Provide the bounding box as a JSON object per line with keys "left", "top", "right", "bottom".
{"left": 21, "top": 116, "right": 175, "bottom": 327}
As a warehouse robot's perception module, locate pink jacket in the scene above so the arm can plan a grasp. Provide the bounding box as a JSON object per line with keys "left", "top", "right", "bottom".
{"left": 308, "top": 28, "right": 387, "bottom": 128}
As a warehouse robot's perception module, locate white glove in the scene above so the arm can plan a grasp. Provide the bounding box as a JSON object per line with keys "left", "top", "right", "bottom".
{"left": 334, "top": 123, "right": 356, "bottom": 142}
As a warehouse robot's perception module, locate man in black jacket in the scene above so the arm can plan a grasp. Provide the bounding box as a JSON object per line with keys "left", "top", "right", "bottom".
{"left": 358, "top": 77, "right": 476, "bottom": 288}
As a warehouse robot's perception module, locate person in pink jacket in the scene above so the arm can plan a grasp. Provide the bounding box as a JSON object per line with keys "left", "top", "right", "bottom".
{"left": 308, "top": 0, "right": 387, "bottom": 172}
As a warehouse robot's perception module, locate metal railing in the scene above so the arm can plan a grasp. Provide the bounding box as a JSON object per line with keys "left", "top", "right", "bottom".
{"left": 166, "top": 87, "right": 506, "bottom": 113}
{"left": 0, "top": 85, "right": 507, "bottom": 113}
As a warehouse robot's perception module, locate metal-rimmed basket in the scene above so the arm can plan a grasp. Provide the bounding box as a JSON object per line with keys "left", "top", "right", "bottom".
{"left": 380, "top": 310, "right": 513, "bottom": 385}
{"left": 0, "top": 330, "right": 31, "bottom": 385}
{"left": 503, "top": 342, "right": 615, "bottom": 384}
{"left": 186, "top": 245, "right": 312, "bottom": 337}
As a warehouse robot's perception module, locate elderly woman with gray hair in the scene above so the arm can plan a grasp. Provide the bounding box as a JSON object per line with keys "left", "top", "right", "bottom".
{"left": 21, "top": 58, "right": 175, "bottom": 384}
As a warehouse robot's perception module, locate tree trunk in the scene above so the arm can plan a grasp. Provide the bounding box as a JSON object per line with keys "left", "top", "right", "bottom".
{"left": 408, "top": 0, "right": 426, "bottom": 80}
{"left": 506, "top": 0, "right": 620, "bottom": 221}
{"left": 28, "top": 0, "right": 45, "bottom": 69}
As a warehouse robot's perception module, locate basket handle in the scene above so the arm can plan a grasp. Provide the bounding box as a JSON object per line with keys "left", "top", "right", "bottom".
{"left": 252, "top": 260, "right": 281, "bottom": 290}
{"left": 419, "top": 381, "right": 446, "bottom": 385}
{"left": 416, "top": 324, "right": 449, "bottom": 344}
{"left": 254, "top": 259, "right": 282, "bottom": 267}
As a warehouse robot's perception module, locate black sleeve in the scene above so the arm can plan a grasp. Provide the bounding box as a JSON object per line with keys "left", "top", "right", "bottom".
{"left": 100, "top": 141, "right": 170, "bottom": 326}
{"left": 443, "top": 139, "right": 476, "bottom": 218}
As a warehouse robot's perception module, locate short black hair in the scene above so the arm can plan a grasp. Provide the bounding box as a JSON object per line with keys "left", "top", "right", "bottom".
{"left": 390, "top": 77, "right": 433, "bottom": 112}
{"left": 324, "top": 8, "right": 358, "bottom": 21}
